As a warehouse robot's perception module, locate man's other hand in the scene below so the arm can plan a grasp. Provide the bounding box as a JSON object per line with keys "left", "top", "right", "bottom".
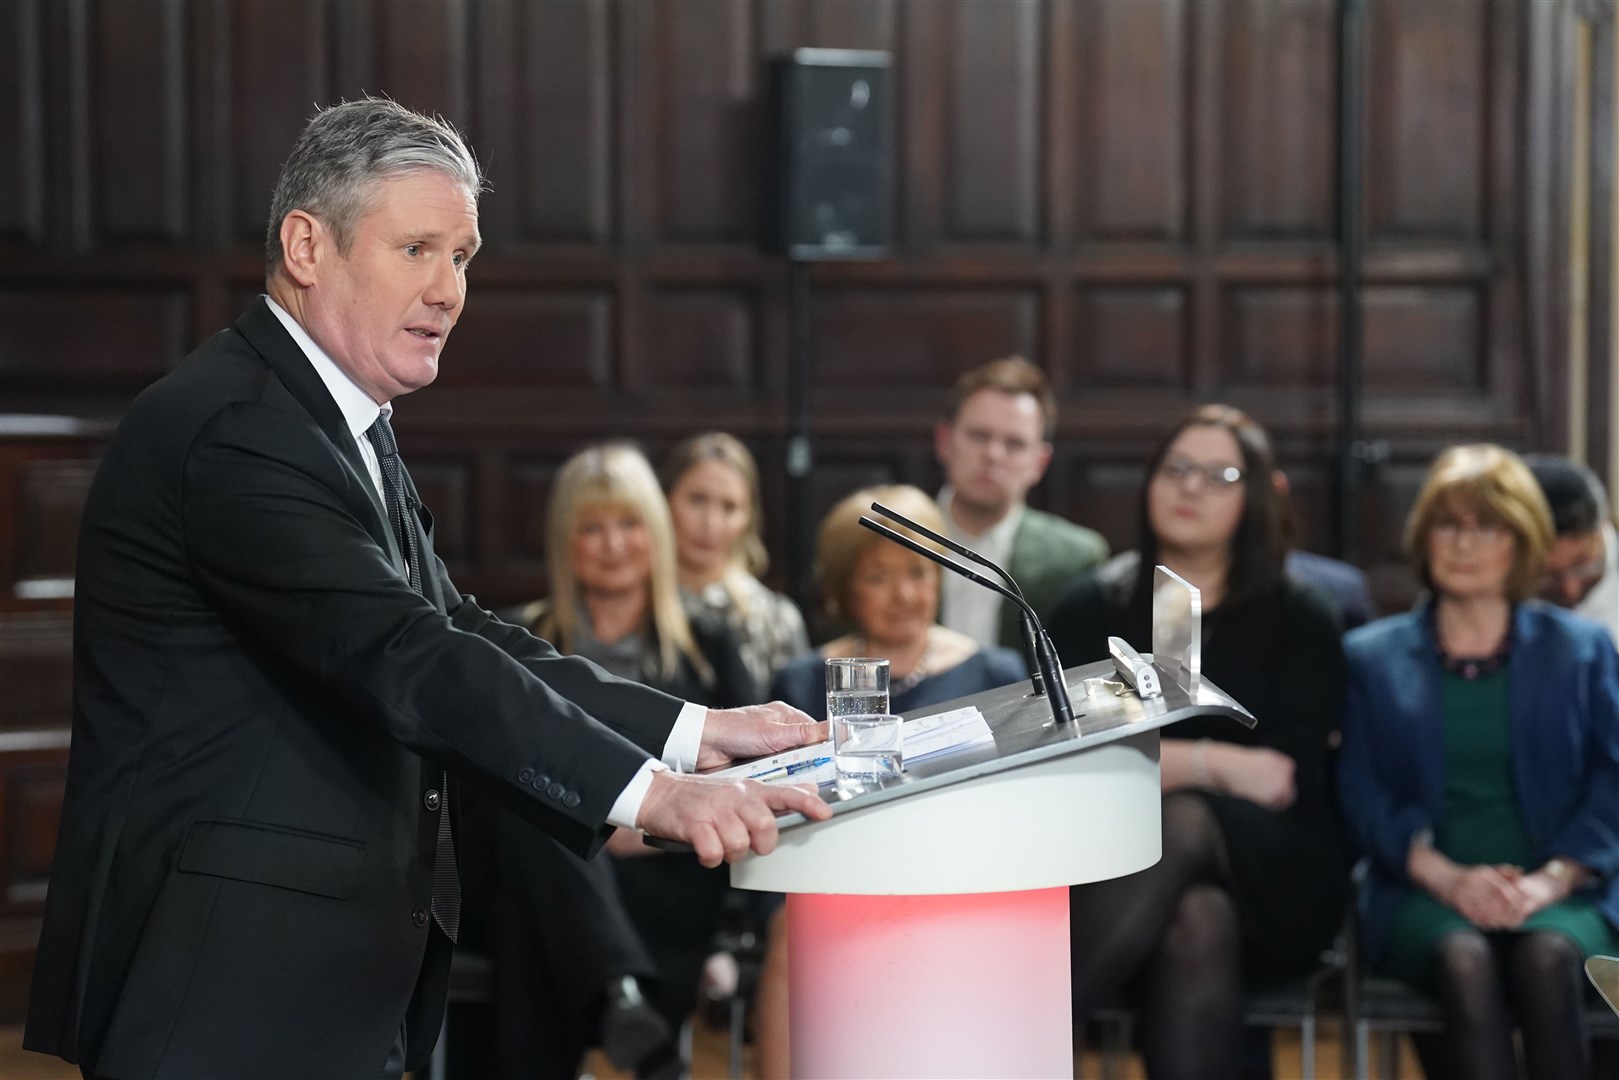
{"left": 635, "top": 772, "right": 833, "bottom": 867}
{"left": 696, "top": 701, "right": 828, "bottom": 770}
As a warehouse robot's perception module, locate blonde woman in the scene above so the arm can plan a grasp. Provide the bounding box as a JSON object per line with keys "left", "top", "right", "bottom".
{"left": 484, "top": 443, "right": 755, "bottom": 1078}
{"left": 662, "top": 432, "right": 807, "bottom": 695}
{"left": 1339, "top": 444, "right": 1619, "bottom": 1079}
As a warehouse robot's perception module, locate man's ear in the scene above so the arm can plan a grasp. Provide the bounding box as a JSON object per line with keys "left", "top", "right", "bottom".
{"left": 1032, "top": 440, "right": 1054, "bottom": 482}
{"left": 933, "top": 420, "right": 956, "bottom": 466}
{"left": 1272, "top": 469, "right": 1291, "bottom": 499}
{"left": 278, "top": 210, "right": 323, "bottom": 288}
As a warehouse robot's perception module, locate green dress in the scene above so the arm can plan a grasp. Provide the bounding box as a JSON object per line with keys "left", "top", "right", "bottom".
{"left": 1381, "top": 665, "right": 1619, "bottom": 990}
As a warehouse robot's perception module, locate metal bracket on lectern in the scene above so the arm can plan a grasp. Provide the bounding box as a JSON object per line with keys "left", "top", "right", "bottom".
{"left": 1108, "top": 636, "right": 1161, "bottom": 698}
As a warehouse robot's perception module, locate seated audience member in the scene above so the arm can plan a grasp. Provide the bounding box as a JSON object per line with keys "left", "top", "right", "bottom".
{"left": 756, "top": 484, "right": 1026, "bottom": 1078}
{"left": 662, "top": 432, "right": 808, "bottom": 693}
{"left": 1526, "top": 453, "right": 1619, "bottom": 639}
{"left": 1046, "top": 404, "right": 1349, "bottom": 1080}
{"left": 1337, "top": 444, "right": 1619, "bottom": 1080}
{"left": 933, "top": 355, "right": 1107, "bottom": 650}
{"left": 771, "top": 483, "right": 1028, "bottom": 717}
{"left": 472, "top": 443, "right": 754, "bottom": 1077}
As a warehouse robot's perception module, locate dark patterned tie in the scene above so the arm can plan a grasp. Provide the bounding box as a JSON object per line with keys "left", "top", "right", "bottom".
{"left": 366, "top": 414, "right": 460, "bottom": 943}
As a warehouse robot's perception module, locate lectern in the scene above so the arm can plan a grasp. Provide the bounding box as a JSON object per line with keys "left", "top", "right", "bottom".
{"left": 730, "top": 657, "right": 1253, "bottom": 1078}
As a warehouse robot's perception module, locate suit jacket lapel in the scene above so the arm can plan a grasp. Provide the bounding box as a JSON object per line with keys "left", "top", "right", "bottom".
{"left": 233, "top": 298, "right": 403, "bottom": 571}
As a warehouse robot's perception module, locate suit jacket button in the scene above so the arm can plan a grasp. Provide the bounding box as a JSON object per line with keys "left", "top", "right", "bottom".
{"left": 424, "top": 789, "right": 441, "bottom": 811}
{"left": 412, "top": 908, "right": 428, "bottom": 928}
{"left": 546, "top": 782, "right": 565, "bottom": 800}
{"left": 533, "top": 774, "right": 550, "bottom": 791}
{"left": 563, "top": 792, "right": 581, "bottom": 809}
{"left": 518, "top": 768, "right": 534, "bottom": 785}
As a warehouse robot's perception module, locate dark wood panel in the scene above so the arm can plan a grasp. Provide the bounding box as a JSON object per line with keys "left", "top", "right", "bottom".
{"left": 1071, "top": 285, "right": 1189, "bottom": 390}
{"left": 88, "top": 0, "right": 189, "bottom": 245}
{"left": 1366, "top": 0, "right": 1489, "bottom": 242}
{"left": 651, "top": 0, "right": 759, "bottom": 244}
{"left": 1220, "top": 0, "right": 1335, "bottom": 240}
{"left": 802, "top": 0, "right": 898, "bottom": 50}
{"left": 358, "top": 0, "right": 469, "bottom": 122}
{"left": 1052, "top": 459, "right": 1145, "bottom": 564}
{"left": 225, "top": 0, "right": 331, "bottom": 247}
{"left": 1224, "top": 284, "right": 1482, "bottom": 393}
{"left": 0, "top": 614, "right": 72, "bottom": 732}
{"left": 0, "top": 289, "right": 189, "bottom": 388}
{"left": 1074, "top": 0, "right": 1188, "bottom": 242}
{"left": 436, "top": 289, "right": 614, "bottom": 390}
{"left": 809, "top": 287, "right": 1041, "bottom": 400}
{"left": 941, "top": 0, "right": 1044, "bottom": 243}
{"left": 477, "top": 0, "right": 614, "bottom": 249}
{"left": 507, "top": 457, "right": 562, "bottom": 565}
{"left": 408, "top": 457, "right": 473, "bottom": 567}
{"left": 0, "top": 1, "right": 46, "bottom": 246}
{"left": 14, "top": 459, "right": 94, "bottom": 585}
{"left": 640, "top": 288, "right": 756, "bottom": 392}
{"left": 1, "top": 760, "right": 69, "bottom": 913}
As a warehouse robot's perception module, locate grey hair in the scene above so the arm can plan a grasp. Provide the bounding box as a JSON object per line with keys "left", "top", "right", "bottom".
{"left": 265, "top": 96, "right": 485, "bottom": 279}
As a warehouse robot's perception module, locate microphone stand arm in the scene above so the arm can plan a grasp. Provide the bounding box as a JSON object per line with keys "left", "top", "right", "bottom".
{"left": 858, "top": 517, "right": 1076, "bottom": 726}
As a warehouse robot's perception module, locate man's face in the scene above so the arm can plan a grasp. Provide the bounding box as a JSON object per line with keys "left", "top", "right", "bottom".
{"left": 1540, "top": 529, "right": 1607, "bottom": 607}
{"left": 934, "top": 390, "right": 1052, "bottom": 520}
{"left": 301, "top": 171, "right": 480, "bottom": 403}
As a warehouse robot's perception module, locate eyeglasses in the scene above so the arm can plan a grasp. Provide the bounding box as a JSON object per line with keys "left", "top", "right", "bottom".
{"left": 1158, "top": 457, "right": 1243, "bottom": 492}
{"left": 1430, "top": 517, "right": 1512, "bottom": 546}
{"left": 1542, "top": 554, "right": 1606, "bottom": 590}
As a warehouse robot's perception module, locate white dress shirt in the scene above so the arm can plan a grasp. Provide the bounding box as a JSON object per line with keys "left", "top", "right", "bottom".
{"left": 264, "top": 297, "right": 702, "bottom": 828}
{"left": 936, "top": 486, "right": 1024, "bottom": 647}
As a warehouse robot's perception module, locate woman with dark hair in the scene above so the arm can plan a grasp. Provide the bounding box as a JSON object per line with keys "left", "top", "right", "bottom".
{"left": 1047, "top": 404, "right": 1349, "bottom": 1079}
{"left": 1339, "top": 444, "right": 1619, "bottom": 1079}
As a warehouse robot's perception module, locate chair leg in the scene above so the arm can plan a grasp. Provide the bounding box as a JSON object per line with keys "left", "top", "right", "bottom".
{"left": 728, "top": 993, "right": 746, "bottom": 1079}
{"left": 1353, "top": 1021, "right": 1369, "bottom": 1080}
{"left": 1300, "top": 1014, "right": 1315, "bottom": 1080}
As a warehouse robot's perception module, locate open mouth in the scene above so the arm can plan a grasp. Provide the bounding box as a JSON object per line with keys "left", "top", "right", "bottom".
{"left": 407, "top": 327, "right": 441, "bottom": 341}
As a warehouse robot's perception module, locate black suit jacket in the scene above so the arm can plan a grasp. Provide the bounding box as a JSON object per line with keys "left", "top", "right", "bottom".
{"left": 24, "top": 299, "right": 686, "bottom": 1079}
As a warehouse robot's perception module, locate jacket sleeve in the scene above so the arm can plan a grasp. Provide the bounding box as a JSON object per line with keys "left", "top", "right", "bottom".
{"left": 1545, "top": 631, "right": 1619, "bottom": 878}
{"left": 181, "top": 401, "right": 670, "bottom": 856}
{"left": 1335, "top": 642, "right": 1432, "bottom": 883}
{"left": 437, "top": 575, "right": 684, "bottom": 756}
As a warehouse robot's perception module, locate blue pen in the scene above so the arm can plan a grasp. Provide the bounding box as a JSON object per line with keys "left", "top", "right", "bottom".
{"left": 749, "top": 756, "right": 832, "bottom": 782}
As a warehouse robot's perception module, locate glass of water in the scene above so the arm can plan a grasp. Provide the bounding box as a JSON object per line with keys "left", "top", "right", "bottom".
{"left": 832, "top": 713, "right": 904, "bottom": 781}
{"left": 825, "top": 657, "right": 890, "bottom": 720}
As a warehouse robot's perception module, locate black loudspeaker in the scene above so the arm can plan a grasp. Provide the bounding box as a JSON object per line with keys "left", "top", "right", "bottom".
{"left": 771, "top": 49, "right": 893, "bottom": 260}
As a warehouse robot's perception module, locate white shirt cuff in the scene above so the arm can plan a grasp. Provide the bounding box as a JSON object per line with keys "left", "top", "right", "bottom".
{"left": 607, "top": 759, "right": 667, "bottom": 830}
{"left": 664, "top": 702, "right": 708, "bottom": 772}
{"left": 605, "top": 703, "right": 708, "bottom": 830}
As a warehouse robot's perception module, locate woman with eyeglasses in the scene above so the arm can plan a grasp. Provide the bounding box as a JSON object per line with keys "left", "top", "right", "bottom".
{"left": 1046, "top": 404, "right": 1349, "bottom": 1079}
{"left": 1338, "top": 444, "right": 1619, "bottom": 1079}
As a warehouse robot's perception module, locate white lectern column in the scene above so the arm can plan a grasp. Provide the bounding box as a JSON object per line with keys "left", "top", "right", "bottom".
{"left": 732, "top": 732, "right": 1162, "bottom": 1079}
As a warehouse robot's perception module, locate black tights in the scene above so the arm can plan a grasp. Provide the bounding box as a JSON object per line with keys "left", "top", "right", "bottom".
{"left": 1070, "top": 792, "right": 1244, "bottom": 1080}
{"left": 1415, "top": 929, "right": 1590, "bottom": 1080}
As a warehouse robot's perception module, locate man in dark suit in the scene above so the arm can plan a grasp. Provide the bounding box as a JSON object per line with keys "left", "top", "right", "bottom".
{"left": 24, "top": 98, "right": 829, "bottom": 1080}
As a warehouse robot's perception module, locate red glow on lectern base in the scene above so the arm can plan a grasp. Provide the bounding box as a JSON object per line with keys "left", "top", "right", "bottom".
{"left": 786, "top": 887, "right": 1072, "bottom": 1079}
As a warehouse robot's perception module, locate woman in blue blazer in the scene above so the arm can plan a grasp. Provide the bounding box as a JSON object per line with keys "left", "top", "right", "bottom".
{"left": 1339, "top": 443, "right": 1619, "bottom": 1080}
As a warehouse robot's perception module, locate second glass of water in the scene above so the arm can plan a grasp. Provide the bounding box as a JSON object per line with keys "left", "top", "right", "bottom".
{"left": 825, "top": 656, "right": 890, "bottom": 719}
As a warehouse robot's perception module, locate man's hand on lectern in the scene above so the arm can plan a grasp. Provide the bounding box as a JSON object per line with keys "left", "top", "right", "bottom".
{"left": 696, "top": 701, "right": 828, "bottom": 770}
{"left": 636, "top": 772, "right": 833, "bottom": 867}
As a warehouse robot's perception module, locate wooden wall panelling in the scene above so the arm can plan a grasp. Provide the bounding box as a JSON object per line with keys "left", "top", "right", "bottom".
{"left": 1, "top": 756, "right": 70, "bottom": 914}
{"left": 223, "top": 0, "right": 331, "bottom": 249}
{"left": 1072, "top": 0, "right": 1190, "bottom": 246}
{"left": 474, "top": 0, "right": 615, "bottom": 252}
{"left": 0, "top": 288, "right": 190, "bottom": 393}
{"left": 337, "top": 0, "right": 470, "bottom": 124}
{"left": 940, "top": 0, "right": 1045, "bottom": 245}
{"left": 1219, "top": 0, "right": 1335, "bottom": 243}
{"left": 649, "top": 0, "right": 760, "bottom": 246}
{"left": 1071, "top": 285, "right": 1191, "bottom": 391}
{"left": 0, "top": 0, "right": 46, "bottom": 249}
{"left": 0, "top": 614, "right": 73, "bottom": 734}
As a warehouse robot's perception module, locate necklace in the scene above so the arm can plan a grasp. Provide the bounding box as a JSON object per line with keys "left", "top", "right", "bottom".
{"left": 857, "top": 636, "right": 932, "bottom": 697}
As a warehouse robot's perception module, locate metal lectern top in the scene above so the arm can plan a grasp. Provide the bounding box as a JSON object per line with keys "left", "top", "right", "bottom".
{"left": 748, "top": 656, "right": 1255, "bottom": 832}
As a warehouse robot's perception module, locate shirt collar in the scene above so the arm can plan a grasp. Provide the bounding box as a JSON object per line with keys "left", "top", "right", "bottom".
{"left": 264, "top": 295, "right": 389, "bottom": 436}
{"left": 937, "top": 485, "right": 1025, "bottom": 548}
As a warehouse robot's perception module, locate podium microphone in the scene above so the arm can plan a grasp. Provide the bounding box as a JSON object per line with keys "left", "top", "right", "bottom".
{"left": 858, "top": 504, "right": 1076, "bottom": 726}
